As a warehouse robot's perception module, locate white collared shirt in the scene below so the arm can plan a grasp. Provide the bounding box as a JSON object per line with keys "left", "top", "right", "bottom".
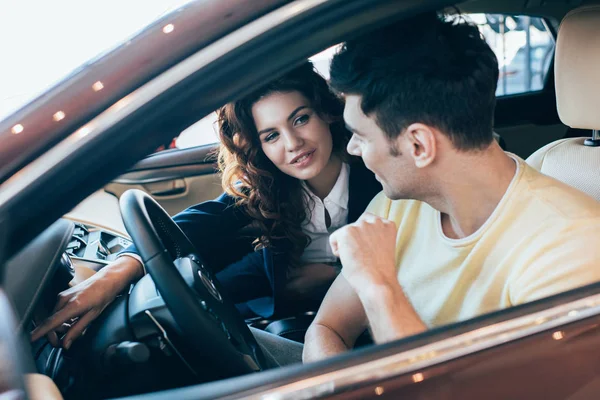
{"left": 300, "top": 162, "right": 350, "bottom": 264}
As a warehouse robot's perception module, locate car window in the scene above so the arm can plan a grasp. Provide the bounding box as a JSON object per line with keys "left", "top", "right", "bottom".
{"left": 169, "top": 112, "right": 220, "bottom": 151}
{"left": 160, "top": 14, "right": 555, "bottom": 153}
{"left": 156, "top": 46, "right": 341, "bottom": 153}
{"left": 468, "top": 14, "right": 555, "bottom": 97}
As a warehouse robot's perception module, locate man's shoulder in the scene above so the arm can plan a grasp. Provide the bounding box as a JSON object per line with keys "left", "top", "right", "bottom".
{"left": 519, "top": 163, "right": 600, "bottom": 221}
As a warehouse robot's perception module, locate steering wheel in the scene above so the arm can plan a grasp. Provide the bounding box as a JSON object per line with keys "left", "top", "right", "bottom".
{"left": 119, "top": 189, "right": 267, "bottom": 379}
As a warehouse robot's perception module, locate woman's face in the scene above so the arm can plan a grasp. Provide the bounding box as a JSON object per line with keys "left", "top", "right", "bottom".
{"left": 252, "top": 91, "right": 334, "bottom": 181}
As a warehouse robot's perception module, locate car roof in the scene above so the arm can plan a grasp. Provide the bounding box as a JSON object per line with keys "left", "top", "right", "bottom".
{"left": 0, "top": 0, "right": 289, "bottom": 183}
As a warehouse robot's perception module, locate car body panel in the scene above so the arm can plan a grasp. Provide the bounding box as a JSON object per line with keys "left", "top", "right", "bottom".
{"left": 114, "top": 284, "right": 600, "bottom": 399}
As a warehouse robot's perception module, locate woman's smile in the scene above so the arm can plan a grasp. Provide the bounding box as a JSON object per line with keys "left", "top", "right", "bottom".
{"left": 290, "top": 149, "right": 316, "bottom": 167}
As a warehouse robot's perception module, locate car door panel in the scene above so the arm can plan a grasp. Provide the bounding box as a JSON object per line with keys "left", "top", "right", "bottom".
{"left": 104, "top": 143, "right": 223, "bottom": 216}
{"left": 105, "top": 173, "right": 222, "bottom": 216}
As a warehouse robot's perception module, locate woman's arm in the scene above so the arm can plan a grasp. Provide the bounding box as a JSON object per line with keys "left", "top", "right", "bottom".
{"left": 216, "top": 251, "right": 272, "bottom": 303}
{"left": 120, "top": 192, "right": 254, "bottom": 267}
{"left": 172, "top": 192, "right": 252, "bottom": 248}
{"left": 33, "top": 193, "right": 262, "bottom": 348}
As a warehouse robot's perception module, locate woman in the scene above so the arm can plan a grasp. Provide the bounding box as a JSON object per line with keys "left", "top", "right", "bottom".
{"left": 212, "top": 61, "right": 381, "bottom": 317}
{"left": 30, "top": 61, "right": 381, "bottom": 348}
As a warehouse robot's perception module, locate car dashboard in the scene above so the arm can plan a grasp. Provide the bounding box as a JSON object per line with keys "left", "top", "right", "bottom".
{"left": 66, "top": 223, "right": 133, "bottom": 264}
{"left": 3, "top": 218, "right": 139, "bottom": 398}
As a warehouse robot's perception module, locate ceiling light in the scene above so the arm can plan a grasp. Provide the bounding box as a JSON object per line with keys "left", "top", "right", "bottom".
{"left": 53, "top": 111, "right": 65, "bottom": 121}
{"left": 11, "top": 124, "right": 24, "bottom": 134}
{"left": 92, "top": 81, "right": 104, "bottom": 91}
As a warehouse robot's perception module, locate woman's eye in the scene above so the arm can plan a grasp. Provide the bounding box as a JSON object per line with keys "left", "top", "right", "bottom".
{"left": 264, "top": 132, "right": 279, "bottom": 142}
{"left": 293, "top": 114, "right": 309, "bottom": 126}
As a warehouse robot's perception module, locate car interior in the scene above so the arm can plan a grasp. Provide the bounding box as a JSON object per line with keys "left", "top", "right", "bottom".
{"left": 1, "top": 0, "right": 599, "bottom": 399}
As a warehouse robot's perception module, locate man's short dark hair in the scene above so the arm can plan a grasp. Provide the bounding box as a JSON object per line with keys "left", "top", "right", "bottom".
{"left": 330, "top": 12, "right": 499, "bottom": 151}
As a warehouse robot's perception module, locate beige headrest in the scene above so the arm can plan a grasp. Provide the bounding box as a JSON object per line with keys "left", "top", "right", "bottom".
{"left": 555, "top": 5, "right": 600, "bottom": 129}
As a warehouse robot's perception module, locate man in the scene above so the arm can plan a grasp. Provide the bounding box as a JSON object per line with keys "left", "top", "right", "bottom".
{"left": 303, "top": 12, "right": 600, "bottom": 362}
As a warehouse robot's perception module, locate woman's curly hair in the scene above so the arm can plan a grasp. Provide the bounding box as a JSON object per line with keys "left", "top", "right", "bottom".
{"left": 217, "top": 61, "right": 349, "bottom": 268}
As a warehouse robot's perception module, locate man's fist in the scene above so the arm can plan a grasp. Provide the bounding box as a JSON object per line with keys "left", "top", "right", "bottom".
{"left": 329, "top": 213, "right": 398, "bottom": 292}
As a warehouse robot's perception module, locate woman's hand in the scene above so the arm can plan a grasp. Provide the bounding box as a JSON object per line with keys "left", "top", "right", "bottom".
{"left": 30, "top": 256, "right": 143, "bottom": 349}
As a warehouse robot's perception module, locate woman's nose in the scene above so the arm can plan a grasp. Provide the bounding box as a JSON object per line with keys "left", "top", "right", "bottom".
{"left": 283, "top": 131, "right": 304, "bottom": 151}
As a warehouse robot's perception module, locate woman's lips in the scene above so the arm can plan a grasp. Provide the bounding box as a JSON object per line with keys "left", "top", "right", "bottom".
{"left": 290, "top": 149, "right": 316, "bottom": 167}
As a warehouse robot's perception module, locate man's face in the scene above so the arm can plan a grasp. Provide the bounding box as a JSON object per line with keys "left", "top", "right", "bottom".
{"left": 343, "top": 95, "right": 417, "bottom": 200}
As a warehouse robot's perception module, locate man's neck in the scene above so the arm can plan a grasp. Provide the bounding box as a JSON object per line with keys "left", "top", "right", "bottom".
{"left": 426, "top": 145, "right": 517, "bottom": 239}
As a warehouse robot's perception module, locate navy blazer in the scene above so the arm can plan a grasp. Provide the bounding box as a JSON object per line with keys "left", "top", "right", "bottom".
{"left": 124, "top": 159, "right": 382, "bottom": 318}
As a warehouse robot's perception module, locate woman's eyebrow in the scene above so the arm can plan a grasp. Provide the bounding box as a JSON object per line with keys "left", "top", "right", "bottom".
{"left": 257, "top": 105, "right": 309, "bottom": 135}
{"left": 287, "top": 105, "right": 309, "bottom": 121}
{"left": 257, "top": 127, "right": 274, "bottom": 135}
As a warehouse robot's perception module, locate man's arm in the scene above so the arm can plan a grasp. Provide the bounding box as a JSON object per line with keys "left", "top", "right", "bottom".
{"left": 303, "top": 274, "right": 368, "bottom": 363}
{"left": 328, "top": 213, "right": 426, "bottom": 345}
{"left": 355, "top": 279, "right": 425, "bottom": 344}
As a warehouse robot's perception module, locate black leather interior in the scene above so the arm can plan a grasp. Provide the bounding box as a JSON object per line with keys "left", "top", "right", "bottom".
{"left": 493, "top": 131, "right": 507, "bottom": 150}
{"left": 251, "top": 312, "right": 374, "bottom": 348}
{"left": 264, "top": 313, "right": 316, "bottom": 343}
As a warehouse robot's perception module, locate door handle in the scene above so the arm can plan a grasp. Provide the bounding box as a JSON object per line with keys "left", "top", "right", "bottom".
{"left": 151, "top": 187, "right": 186, "bottom": 196}
{"left": 144, "top": 179, "right": 187, "bottom": 197}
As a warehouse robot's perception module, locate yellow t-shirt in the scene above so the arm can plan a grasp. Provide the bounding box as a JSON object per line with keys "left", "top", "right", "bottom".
{"left": 367, "top": 156, "right": 600, "bottom": 328}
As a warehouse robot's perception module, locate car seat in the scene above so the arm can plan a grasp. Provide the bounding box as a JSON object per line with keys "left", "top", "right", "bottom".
{"left": 526, "top": 4, "right": 600, "bottom": 201}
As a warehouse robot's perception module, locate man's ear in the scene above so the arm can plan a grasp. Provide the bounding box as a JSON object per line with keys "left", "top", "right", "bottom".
{"left": 404, "top": 123, "right": 436, "bottom": 168}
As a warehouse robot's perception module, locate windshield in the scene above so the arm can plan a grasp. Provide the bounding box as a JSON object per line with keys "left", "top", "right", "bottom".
{"left": 0, "top": 0, "right": 195, "bottom": 122}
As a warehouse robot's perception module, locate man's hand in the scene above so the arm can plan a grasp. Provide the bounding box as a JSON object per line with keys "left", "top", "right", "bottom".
{"left": 30, "top": 256, "right": 142, "bottom": 349}
{"left": 329, "top": 213, "right": 398, "bottom": 292}
{"left": 329, "top": 213, "right": 426, "bottom": 343}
